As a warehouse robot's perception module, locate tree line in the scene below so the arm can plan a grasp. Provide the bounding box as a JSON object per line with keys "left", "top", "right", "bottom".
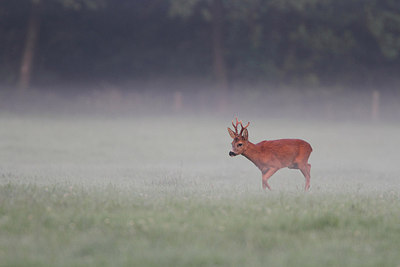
{"left": 1, "top": 0, "right": 400, "bottom": 92}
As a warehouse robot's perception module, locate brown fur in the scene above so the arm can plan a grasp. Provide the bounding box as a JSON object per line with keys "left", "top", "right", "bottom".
{"left": 228, "top": 119, "right": 313, "bottom": 190}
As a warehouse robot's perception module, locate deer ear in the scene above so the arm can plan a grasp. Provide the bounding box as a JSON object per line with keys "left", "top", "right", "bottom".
{"left": 242, "top": 128, "right": 248, "bottom": 140}
{"left": 227, "top": 127, "right": 236, "bottom": 139}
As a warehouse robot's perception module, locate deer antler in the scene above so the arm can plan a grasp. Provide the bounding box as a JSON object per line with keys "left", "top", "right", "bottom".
{"left": 232, "top": 117, "right": 240, "bottom": 134}
{"left": 239, "top": 120, "right": 250, "bottom": 135}
{"left": 231, "top": 117, "right": 250, "bottom": 136}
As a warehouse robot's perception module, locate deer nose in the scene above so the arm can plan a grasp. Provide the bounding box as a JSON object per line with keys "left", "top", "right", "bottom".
{"left": 229, "top": 151, "right": 237, "bottom": 157}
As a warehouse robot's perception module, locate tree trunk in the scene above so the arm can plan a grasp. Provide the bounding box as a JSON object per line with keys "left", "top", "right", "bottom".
{"left": 211, "top": 0, "right": 228, "bottom": 111}
{"left": 18, "top": 0, "right": 42, "bottom": 92}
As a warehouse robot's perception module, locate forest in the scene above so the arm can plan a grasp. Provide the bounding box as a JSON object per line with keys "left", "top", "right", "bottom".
{"left": 1, "top": 0, "right": 400, "bottom": 89}
{"left": 1, "top": 0, "right": 400, "bottom": 119}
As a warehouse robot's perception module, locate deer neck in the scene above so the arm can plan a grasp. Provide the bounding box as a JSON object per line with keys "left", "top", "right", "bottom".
{"left": 242, "top": 141, "right": 263, "bottom": 169}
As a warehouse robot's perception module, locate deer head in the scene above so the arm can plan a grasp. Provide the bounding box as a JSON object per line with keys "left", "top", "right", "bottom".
{"left": 227, "top": 118, "right": 250, "bottom": 157}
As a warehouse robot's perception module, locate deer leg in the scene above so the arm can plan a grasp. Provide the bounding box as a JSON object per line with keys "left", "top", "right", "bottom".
{"left": 299, "top": 164, "right": 311, "bottom": 191}
{"left": 262, "top": 168, "right": 278, "bottom": 190}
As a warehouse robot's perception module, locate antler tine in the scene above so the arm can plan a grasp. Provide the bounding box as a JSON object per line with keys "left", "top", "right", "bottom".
{"left": 239, "top": 121, "right": 250, "bottom": 135}
{"left": 231, "top": 117, "right": 240, "bottom": 134}
{"left": 241, "top": 121, "right": 250, "bottom": 129}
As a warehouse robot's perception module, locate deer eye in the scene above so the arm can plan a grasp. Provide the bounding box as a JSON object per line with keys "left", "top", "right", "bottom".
{"left": 237, "top": 143, "right": 243, "bottom": 147}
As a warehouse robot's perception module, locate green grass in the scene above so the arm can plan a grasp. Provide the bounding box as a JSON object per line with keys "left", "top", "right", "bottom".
{"left": 1, "top": 184, "right": 399, "bottom": 266}
{"left": 1, "top": 115, "right": 400, "bottom": 266}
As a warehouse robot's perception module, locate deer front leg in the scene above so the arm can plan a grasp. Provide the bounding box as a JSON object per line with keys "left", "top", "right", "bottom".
{"left": 299, "top": 163, "right": 311, "bottom": 191}
{"left": 262, "top": 168, "right": 278, "bottom": 190}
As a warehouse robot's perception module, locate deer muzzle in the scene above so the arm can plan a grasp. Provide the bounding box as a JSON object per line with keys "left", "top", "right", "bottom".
{"left": 229, "top": 151, "right": 237, "bottom": 157}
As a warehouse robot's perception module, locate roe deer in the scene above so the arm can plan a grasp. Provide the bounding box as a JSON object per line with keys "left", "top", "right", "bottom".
{"left": 228, "top": 118, "right": 313, "bottom": 190}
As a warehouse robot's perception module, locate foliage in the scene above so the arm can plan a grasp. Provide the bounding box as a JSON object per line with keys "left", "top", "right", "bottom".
{"left": 169, "top": 0, "right": 202, "bottom": 18}
{"left": 366, "top": 0, "right": 400, "bottom": 60}
{"left": 50, "top": 0, "right": 106, "bottom": 10}
{"left": 1, "top": 0, "right": 400, "bottom": 88}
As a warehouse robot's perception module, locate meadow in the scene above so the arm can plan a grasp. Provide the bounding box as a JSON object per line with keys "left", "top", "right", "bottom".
{"left": 1, "top": 114, "right": 400, "bottom": 266}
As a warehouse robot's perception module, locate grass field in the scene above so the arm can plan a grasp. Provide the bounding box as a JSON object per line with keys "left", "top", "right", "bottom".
{"left": 1, "top": 114, "right": 400, "bottom": 266}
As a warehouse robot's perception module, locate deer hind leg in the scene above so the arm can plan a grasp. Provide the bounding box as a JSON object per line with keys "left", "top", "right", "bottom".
{"left": 262, "top": 168, "right": 278, "bottom": 190}
{"left": 299, "top": 164, "right": 311, "bottom": 191}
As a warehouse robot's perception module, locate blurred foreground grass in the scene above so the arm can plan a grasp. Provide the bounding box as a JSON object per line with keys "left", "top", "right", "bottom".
{"left": 1, "top": 184, "right": 399, "bottom": 266}
{"left": 1, "top": 114, "right": 400, "bottom": 266}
